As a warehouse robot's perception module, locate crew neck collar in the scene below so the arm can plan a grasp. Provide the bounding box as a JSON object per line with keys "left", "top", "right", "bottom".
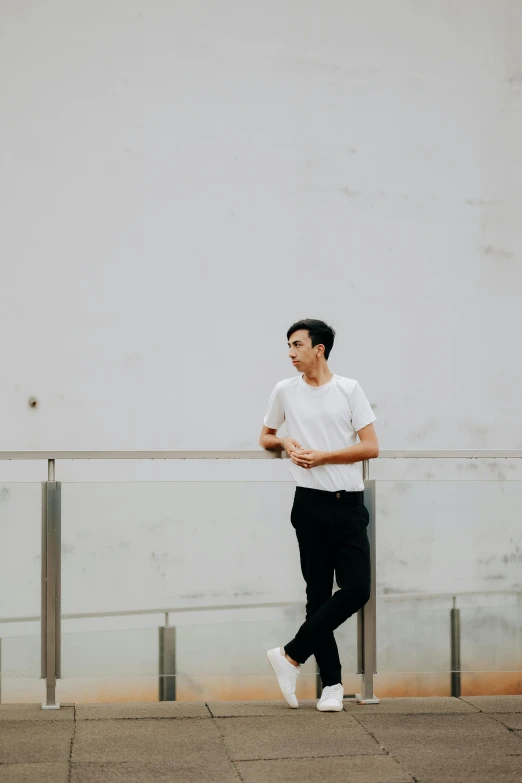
{"left": 299, "top": 373, "right": 335, "bottom": 390}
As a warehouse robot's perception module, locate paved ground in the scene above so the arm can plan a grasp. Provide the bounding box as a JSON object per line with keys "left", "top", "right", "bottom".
{"left": 0, "top": 696, "right": 521, "bottom": 782}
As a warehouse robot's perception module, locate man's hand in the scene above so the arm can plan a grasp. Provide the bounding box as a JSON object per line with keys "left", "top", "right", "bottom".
{"left": 290, "top": 449, "right": 328, "bottom": 469}
{"left": 282, "top": 437, "right": 303, "bottom": 455}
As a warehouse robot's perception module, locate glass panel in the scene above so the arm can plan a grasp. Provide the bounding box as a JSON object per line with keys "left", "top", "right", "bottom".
{"left": 375, "top": 480, "right": 522, "bottom": 597}
{"left": 373, "top": 480, "right": 522, "bottom": 696}
{"left": 54, "top": 479, "right": 522, "bottom": 701}
{"left": 0, "top": 635, "right": 41, "bottom": 678}
{"left": 62, "top": 627, "right": 159, "bottom": 677}
{"left": 376, "top": 600, "right": 452, "bottom": 673}
{"left": 59, "top": 481, "right": 358, "bottom": 698}
{"left": 60, "top": 482, "right": 299, "bottom": 617}
{"left": 0, "top": 483, "right": 42, "bottom": 685}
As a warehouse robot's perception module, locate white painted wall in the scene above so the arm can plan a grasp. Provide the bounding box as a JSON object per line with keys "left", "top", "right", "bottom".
{"left": 1, "top": 0, "right": 521, "bottom": 453}
{"left": 1, "top": 1, "right": 521, "bottom": 696}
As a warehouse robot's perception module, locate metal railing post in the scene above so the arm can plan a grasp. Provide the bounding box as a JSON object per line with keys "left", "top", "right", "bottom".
{"left": 41, "top": 459, "right": 61, "bottom": 710}
{"left": 158, "top": 613, "right": 176, "bottom": 701}
{"left": 356, "top": 466, "right": 379, "bottom": 704}
{"left": 450, "top": 596, "right": 461, "bottom": 697}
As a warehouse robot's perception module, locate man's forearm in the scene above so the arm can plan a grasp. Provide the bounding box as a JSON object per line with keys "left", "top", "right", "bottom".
{"left": 259, "top": 434, "right": 285, "bottom": 452}
{"left": 323, "top": 441, "right": 379, "bottom": 465}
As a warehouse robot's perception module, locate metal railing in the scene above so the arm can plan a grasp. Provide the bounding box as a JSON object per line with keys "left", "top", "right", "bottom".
{"left": 1, "top": 448, "right": 521, "bottom": 709}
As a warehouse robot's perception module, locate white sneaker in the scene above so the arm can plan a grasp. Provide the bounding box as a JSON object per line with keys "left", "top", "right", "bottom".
{"left": 267, "top": 647, "right": 300, "bottom": 708}
{"left": 317, "top": 683, "right": 344, "bottom": 711}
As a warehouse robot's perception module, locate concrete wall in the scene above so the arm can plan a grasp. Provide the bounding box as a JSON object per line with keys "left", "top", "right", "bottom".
{"left": 1, "top": 1, "right": 521, "bottom": 699}
{"left": 1, "top": 0, "right": 521, "bottom": 453}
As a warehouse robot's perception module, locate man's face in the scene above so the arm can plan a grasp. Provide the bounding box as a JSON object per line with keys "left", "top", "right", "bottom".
{"left": 287, "top": 329, "right": 322, "bottom": 371}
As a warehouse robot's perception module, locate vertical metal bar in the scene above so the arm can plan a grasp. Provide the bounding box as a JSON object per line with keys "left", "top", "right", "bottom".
{"left": 315, "top": 662, "right": 321, "bottom": 698}
{"left": 48, "top": 459, "right": 55, "bottom": 482}
{"left": 41, "top": 480, "right": 61, "bottom": 709}
{"left": 356, "top": 479, "right": 379, "bottom": 704}
{"left": 158, "top": 627, "right": 165, "bottom": 701}
{"left": 41, "top": 483, "right": 48, "bottom": 679}
{"left": 159, "top": 624, "right": 176, "bottom": 701}
{"left": 55, "top": 483, "right": 61, "bottom": 680}
{"left": 356, "top": 607, "right": 363, "bottom": 674}
{"left": 450, "top": 596, "right": 461, "bottom": 697}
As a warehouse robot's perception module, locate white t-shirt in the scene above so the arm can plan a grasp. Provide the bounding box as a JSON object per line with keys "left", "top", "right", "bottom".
{"left": 263, "top": 374, "right": 376, "bottom": 492}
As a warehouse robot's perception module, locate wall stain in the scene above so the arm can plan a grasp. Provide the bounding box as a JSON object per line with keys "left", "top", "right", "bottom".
{"left": 484, "top": 245, "right": 514, "bottom": 259}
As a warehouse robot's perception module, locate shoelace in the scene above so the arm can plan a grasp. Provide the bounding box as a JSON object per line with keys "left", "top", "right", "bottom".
{"left": 321, "top": 684, "right": 342, "bottom": 700}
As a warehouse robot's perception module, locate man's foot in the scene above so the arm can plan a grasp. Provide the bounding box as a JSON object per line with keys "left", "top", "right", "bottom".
{"left": 317, "top": 683, "right": 344, "bottom": 711}
{"left": 267, "top": 647, "right": 300, "bottom": 708}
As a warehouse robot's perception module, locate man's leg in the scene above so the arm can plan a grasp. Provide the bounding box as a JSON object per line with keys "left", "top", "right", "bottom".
{"left": 283, "top": 497, "right": 342, "bottom": 687}
{"left": 284, "top": 496, "right": 371, "bottom": 667}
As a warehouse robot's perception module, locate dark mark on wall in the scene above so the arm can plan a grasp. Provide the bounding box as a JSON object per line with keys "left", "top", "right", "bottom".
{"left": 484, "top": 245, "right": 514, "bottom": 259}
{"left": 380, "top": 586, "right": 422, "bottom": 595}
{"left": 503, "top": 553, "right": 522, "bottom": 564}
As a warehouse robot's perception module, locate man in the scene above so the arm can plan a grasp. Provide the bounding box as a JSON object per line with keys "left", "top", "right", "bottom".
{"left": 259, "top": 319, "right": 379, "bottom": 712}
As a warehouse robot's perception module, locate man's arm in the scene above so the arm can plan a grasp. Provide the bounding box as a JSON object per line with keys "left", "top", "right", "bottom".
{"left": 323, "top": 423, "right": 379, "bottom": 465}
{"left": 259, "top": 425, "right": 285, "bottom": 452}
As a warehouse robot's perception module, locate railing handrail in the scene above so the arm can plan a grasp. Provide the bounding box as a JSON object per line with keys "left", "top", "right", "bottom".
{"left": 2, "top": 589, "right": 520, "bottom": 625}
{"left": 1, "top": 449, "right": 522, "bottom": 460}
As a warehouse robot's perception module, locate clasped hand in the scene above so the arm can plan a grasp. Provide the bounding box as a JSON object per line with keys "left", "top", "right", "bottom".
{"left": 289, "top": 447, "right": 327, "bottom": 469}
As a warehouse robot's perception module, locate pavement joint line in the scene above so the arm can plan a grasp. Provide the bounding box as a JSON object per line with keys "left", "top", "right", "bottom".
{"left": 348, "top": 710, "right": 419, "bottom": 782}
{"left": 67, "top": 711, "right": 76, "bottom": 783}
{"left": 74, "top": 714, "right": 213, "bottom": 721}
{"left": 195, "top": 710, "right": 493, "bottom": 718}
{"left": 350, "top": 712, "right": 394, "bottom": 755}
{"left": 209, "top": 713, "right": 245, "bottom": 783}
{"left": 485, "top": 714, "right": 522, "bottom": 734}
{"left": 231, "top": 752, "right": 390, "bottom": 762}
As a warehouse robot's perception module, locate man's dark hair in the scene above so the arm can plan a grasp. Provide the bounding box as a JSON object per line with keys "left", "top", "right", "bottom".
{"left": 287, "top": 319, "right": 336, "bottom": 361}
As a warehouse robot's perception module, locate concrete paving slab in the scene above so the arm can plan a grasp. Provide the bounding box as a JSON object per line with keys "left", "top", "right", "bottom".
{"left": 0, "top": 721, "right": 74, "bottom": 764}
{"left": 344, "top": 697, "right": 478, "bottom": 714}
{"left": 460, "top": 696, "right": 522, "bottom": 713}
{"left": 208, "top": 699, "right": 332, "bottom": 717}
{"left": 236, "top": 754, "right": 413, "bottom": 783}
{"left": 207, "top": 697, "right": 479, "bottom": 718}
{"left": 489, "top": 713, "right": 522, "bottom": 730}
{"left": 76, "top": 701, "right": 210, "bottom": 720}
{"left": 0, "top": 704, "right": 74, "bottom": 721}
{"left": 391, "top": 750, "right": 522, "bottom": 783}
{"left": 352, "top": 713, "right": 522, "bottom": 756}
{"left": 70, "top": 761, "right": 240, "bottom": 782}
{"left": 0, "top": 763, "right": 69, "bottom": 783}
{"left": 72, "top": 718, "right": 227, "bottom": 764}
{"left": 215, "top": 713, "right": 384, "bottom": 761}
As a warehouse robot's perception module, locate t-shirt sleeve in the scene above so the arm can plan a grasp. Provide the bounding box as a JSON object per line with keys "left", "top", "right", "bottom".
{"left": 263, "top": 383, "right": 285, "bottom": 429}
{"left": 350, "top": 381, "right": 376, "bottom": 433}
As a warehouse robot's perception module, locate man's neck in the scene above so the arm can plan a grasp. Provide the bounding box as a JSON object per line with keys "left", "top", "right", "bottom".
{"left": 302, "top": 367, "right": 334, "bottom": 388}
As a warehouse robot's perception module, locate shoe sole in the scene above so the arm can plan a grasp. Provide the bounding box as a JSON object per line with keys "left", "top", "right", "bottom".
{"left": 266, "top": 649, "right": 298, "bottom": 708}
{"left": 317, "top": 702, "right": 343, "bottom": 712}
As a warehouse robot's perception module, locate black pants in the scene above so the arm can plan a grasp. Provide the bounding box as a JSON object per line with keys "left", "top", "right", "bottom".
{"left": 284, "top": 486, "right": 371, "bottom": 687}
